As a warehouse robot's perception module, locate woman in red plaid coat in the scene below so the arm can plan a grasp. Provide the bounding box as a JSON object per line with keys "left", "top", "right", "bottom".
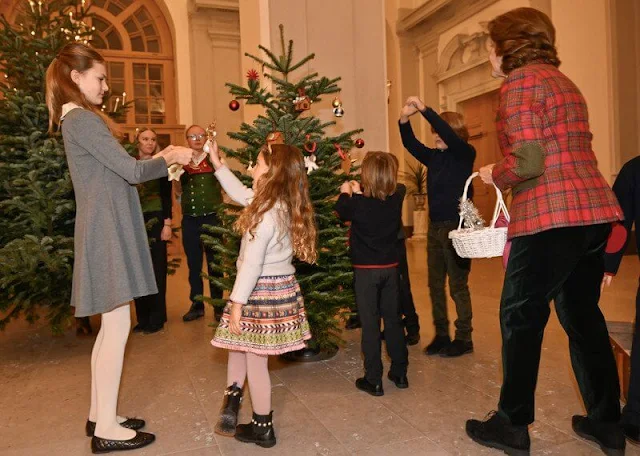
{"left": 465, "top": 8, "right": 626, "bottom": 456}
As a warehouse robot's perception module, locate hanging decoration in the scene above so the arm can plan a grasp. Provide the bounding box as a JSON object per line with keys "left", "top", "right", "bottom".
{"left": 332, "top": 95, "right": 344, "bottom": 117}
{"left": 355, "top": 138, "right": 365, "bottom": 149}
{"left": 334, "top": 143, "right": 347, "bottom": 161}
{"left": 303, "top": 134, "right": 317, "bottom": 154}
{"left": 229, "top": 99, "right": 240, "bottom": 111}
{"left": 294, "top": 87, "right": 311, "bottom": 112}
{"left": 304, "top": 155, "right": 319, "bottom": 174}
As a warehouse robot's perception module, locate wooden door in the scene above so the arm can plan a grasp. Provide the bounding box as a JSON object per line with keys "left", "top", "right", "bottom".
{"left": 459, "top": 90, "right": 502, "bottom": 223}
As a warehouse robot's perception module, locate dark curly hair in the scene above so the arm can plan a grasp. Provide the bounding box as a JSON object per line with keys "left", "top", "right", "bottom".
{"left": 488, "top": 7, "right": 560, "bottom": 74}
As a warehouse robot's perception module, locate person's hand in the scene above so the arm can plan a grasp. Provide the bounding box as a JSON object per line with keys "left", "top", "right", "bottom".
{"left": 406, "top": 96, "right": 426, "bottom": 111}
{"left": 166, "top": 146, "right": 193, "bottom": 166}
{"left": 207, "top": 139, "right": 223, "bottom": 169}
{"left": 601, "top": 274, "right": 613, "bottom": 292}
{"left": 161, "top": 225, "right": 172, "bottom": 241}
{"left": 349, "top": 180, "right": 361, "bottom": 194}
{"left": 479, "top": 164, "right": 495, "bottom": 184}
{"left": 340, "top": 181, "right": 352, "bottom": 195}
{"left": 229, "top": 302, "right": 243, "bottom": 335}
{"left": 400, "top": 103, "right": 418, "bottom": 123}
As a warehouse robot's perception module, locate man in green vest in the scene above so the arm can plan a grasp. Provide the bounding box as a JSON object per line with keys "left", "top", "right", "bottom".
{"left": 178, "top": 125, "right": 223, "bottom": 322}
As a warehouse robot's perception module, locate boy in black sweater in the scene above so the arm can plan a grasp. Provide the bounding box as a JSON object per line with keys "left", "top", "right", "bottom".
{"left": 399, "top": 96, "right": 476, "bottom": 357}
{"left": 336, "top": 151, "right": 409, "bottom": 396}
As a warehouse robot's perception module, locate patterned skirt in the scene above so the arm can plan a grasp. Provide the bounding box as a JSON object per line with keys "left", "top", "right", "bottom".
{"left": 211, "top": 275, "right": 311, "bottom": 355}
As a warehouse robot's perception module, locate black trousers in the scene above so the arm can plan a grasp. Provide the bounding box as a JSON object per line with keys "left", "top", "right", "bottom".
{"left": 622, "top": 279, "right": 640, "bottom": 426}
{"left": 182, "top": 214, "right": 223, "bottom": 310}
{"left": 398, "top": 238, "right": 420, "bottom": 337}
{"left": 498, "top": 224, "right": 621, "bottom": 425}
{"left": 134, "top": 212, "right": 167, "bottom": 329}
{"left": 354, "top": 267, "right": 408, "bottom": 384}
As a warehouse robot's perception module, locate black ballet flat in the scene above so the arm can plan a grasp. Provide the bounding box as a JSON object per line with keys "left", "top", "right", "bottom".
{"left": 86, "top": 418, "right": 146, "bottom": 437}
{"left": 91, "top": 431, "right": 155, "bottom": 454}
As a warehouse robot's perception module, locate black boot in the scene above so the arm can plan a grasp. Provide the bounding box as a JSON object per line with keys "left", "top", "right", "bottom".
{"left": 235, "top": 411, "right": 276, "bottom": 448}
{"left": 424, "top": 335, "right": 451, "bottom": 355}
{"left": 214, "top": 383, "right": 243, "bottom": 436}
{"left": 572, "top": 415, "right": 626, "bottom": 456}
{"left": 466, "top": 411, "right": 531, "bottom": 455}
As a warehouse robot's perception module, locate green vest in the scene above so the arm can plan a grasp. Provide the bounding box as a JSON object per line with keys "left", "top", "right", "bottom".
{"left": 180, "top": 165, "right": 222, "bottom": 216}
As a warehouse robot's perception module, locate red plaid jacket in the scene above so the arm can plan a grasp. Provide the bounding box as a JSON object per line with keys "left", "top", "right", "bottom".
{"left": 492, "top": 63, "right": 622, "bottom": 238}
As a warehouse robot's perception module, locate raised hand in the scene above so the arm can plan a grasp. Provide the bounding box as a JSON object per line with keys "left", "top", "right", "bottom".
{"left": 406, "top": 96, "right": 426, "bottom": 111}
{"left": 207, "top": 139, "right": 223, "bottom": 170}
{"left": 340, "top": 181, "right": 352, "bottom": 195}
{"left": 400, "top": 102, "right": 418, "bottom": 122}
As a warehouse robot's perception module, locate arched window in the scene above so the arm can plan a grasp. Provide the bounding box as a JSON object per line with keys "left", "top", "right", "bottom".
{"left": 89, "top": 0, "right": 175, "bottom": 128}
{"left": 4, "top": 0, "right": 181, "bottom": 146}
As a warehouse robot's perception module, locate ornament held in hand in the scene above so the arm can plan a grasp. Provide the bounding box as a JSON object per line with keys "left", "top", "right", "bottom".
{"left": 168, "top": 164, "right": 184, "bottom": 182}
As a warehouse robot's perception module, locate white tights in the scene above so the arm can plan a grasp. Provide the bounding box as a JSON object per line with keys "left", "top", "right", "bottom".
{"left": 88, "top": 305, "right": 136, "bottom": 440}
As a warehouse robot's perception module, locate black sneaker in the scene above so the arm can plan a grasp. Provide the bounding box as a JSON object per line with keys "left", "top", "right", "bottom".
{"left": 355, "top": 377, "right": 384, "bottom": 396}
{"left": 345, "top": 315, "right": 361, "bottom": 330}
{"left": 466, "top": 411, "right": 531, "bottom": 455}
{"left": 183, "top": 306, "right": 204, "bottom": 322}
{"left": 406, "top": 332, "right": 420, "bottom": 346}
{"left": 424, "top": 335, "right": 451, "bottom": 355}
{"left": 440, "top": 339, "right": 473, "bottom": 357}
{"left": 572, "top": 415, "right": 626, "bottom": 456}
{"left": 623, "top": 422, "right": 640, "bottom": 445}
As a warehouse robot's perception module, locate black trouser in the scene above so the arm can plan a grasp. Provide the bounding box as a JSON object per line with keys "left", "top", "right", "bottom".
{"left": 498, "top": 224, "right": 620, "bottom": 425}
{"left": 134, "top": 211, "right": 167, "bottom": 329}
{"left": 354, "top": 267, "right": 408, "bottom": 384}
{"left": 427, "top": 221, "right": 472, "bottom": 341}
{"left": 182, "top": 213, "right": 223, "bottom": 310}
{"left": 622, "top": 278, "right": 640, "bottom": 426}
{"left": 398, "top": 238, "right": 420, "bottom": 337}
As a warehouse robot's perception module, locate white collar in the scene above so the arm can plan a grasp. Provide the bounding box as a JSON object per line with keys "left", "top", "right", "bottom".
{"left": 61, "top": 102, "right": 83, "bottom": 120}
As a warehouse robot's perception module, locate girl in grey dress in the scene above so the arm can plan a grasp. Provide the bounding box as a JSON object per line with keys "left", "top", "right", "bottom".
{"left": 46, "top": 43, "right": 192, "bottom": 453}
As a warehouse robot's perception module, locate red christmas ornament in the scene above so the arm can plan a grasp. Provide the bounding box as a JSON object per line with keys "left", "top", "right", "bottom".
{"left": 334, "top": 143, "right": 346, "bottom": 160}
{"left": 229, "top": 99, "right": 240, "bottom": 111}
{"left": 304, "top": 134, "right": 317, "bottom": 154}
{"left": 355, "top": 138, "right": 365, "bottom": 148}
{"left": 246, "top": 69, "right": 260, "bottom": 81}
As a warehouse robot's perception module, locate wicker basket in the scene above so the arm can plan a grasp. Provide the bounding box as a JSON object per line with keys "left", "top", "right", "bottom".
{"left": 448, "top": 172, "right": 510, "bottom": 259}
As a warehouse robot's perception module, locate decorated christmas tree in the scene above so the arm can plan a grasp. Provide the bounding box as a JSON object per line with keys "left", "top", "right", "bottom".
{"left": 202, "top": 26, "right": 362, "bottom": 352}
{"left": 0, "top": 1, "right": 126, "bottom": 332}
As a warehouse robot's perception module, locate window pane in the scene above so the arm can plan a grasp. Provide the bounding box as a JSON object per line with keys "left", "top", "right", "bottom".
{"left": 107, "top": 3, "right": 123, "bottom": 16}
{"left": 93, "top": 17, "right": 109, "bottom": 32}
{"left": 147, "top": 39, "right": 159, "bottom": 53}
{"left": 92, "top": 0, "right": 106, "bottom": 7}
{"left": 134, "top": 82, "right": 147, "bottom": 97}
{"left": 149, "top": 83, "right": 163, "bottom": 97}
{"left": 92, "top": 35, "right": 107, "bottom": 49}
{"left": 135, "top": 8, "right": 149, "bottom": 23}
{"left": 136, "top": 115, "right": 148, "bottom": 124}
{"left": 156, "top": 134, "right": 171, "bottom": 149}
{"left": 123, "top": 19, "right": 137, "bottom": 34}
{"left": 135, "top": 99, "right": 148, "bottom": 115}
{"left": 150, "top": 98, "right": 165, "bottom": 114}
{"left": 110, "top": 82, "right": 125, "bottom": 95}
{"left": 109, "top": 62, "right": 124, "bottom": 79}
{"left": 106, "top": 30, "right": 122, "bottom": 50}
{"left": 148, "top": 65, "right": 162, "bottom": 81}
{"left": 133, "top": 64, "right": 146, "bottom": 80}
{"left": 119, "top": 0, "right": 134, "bottom": 6}
{"left": 150, "top": 115, "right": 164, "bottom": 125}
{"left": 143, "top": 25, "right": 156, "bottom": 37}
{"left": 131, "top": 36, "right": 145, "bottom": 52}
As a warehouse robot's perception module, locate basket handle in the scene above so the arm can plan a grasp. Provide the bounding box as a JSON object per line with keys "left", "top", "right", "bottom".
{"left": 457, "top": 172, "right": 510, "bottom": 230}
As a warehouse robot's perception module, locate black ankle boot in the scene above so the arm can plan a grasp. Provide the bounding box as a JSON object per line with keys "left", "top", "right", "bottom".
{"left": 214, "top": 383, "right": 243, "bottom": 436}
{"left": 235, "top": 411, "right": 276, "bottom": 448}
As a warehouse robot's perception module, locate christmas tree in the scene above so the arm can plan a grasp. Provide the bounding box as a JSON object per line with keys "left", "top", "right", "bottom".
{"left": 202, "top": 26, "right": 362, "bottom": 352}
{"left": 0, "top": 1, "right": 125, "bottom": 332}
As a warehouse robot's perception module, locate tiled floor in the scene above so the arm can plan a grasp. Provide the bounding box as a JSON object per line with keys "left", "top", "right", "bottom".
{"left": 1, "top": 240, "right": 639, "bottom": 455}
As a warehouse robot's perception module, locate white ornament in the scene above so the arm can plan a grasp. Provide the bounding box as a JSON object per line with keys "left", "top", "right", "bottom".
{"left": 247, "top": 160, "right": 254, "bottom": 173}
{"left": 168, "top": 164, "right": 184, "bottom": 181}
{"left": 304, "top": 155, "right": 319, "bottom": 175}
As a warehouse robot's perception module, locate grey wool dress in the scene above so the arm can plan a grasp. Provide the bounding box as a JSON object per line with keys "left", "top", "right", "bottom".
{"left": 61, "top": 107, "right": 169, "bottom": 317}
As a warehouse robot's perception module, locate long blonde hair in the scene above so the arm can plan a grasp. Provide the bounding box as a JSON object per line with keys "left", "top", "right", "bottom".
{"left": 234, "top": 144, "right": 317, "bottom": 264}
{"left": 45, "top": 42, "right": 113, "bottom": 133}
